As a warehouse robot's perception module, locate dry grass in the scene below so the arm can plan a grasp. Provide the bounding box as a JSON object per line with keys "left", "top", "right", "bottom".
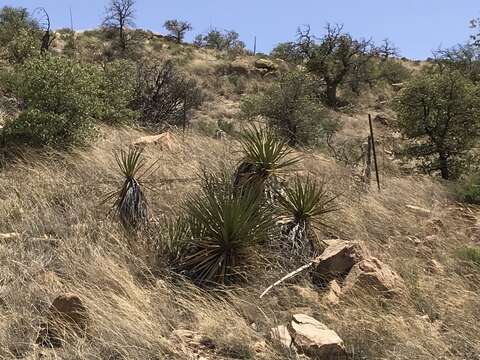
{"left": 1, "top": 34, "right": 479, "bottom": 359}
{"left": 0, "top": 124, "right": 478, "bottom": 359}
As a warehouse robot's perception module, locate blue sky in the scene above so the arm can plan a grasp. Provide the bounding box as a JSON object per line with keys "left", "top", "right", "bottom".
{"left": 3, "top": 0, "right": 480, "bottom": 59}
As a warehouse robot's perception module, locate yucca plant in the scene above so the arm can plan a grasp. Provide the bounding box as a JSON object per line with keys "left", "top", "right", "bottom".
{"left": 276, "top": 175, "right": 338, "bottom": 257}
{"left": 233, "top": 125, "right": 300, "bottom": 192}
{"left": 105, "top": 147, "right": 152, "bottom": 231}
{"left": 157, "top": 216, "right": 191, "bottom": 266}
{"left": 179, "top": 170, "right": 275, "bottom": 285}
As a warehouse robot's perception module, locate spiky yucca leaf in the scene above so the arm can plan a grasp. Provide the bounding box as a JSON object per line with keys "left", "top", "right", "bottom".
{"left": 105, "top": 147, "right": 150, "bottom": 230}
{"left": 278, "top": 175, "right": 338, "bottom": 225}
{"left": 234, "top": 126, "right": 300, "bottom": 189}
{"left": 180, "top": 171, "right": 275, "bottom": 285}
{"left": 277, "top": 176, "right": 338, "bottom": 255}
{"left": 158, "top": 216, "right": 191, "bottom": 265}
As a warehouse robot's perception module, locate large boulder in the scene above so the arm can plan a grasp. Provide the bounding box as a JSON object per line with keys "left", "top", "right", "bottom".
{"left": 37, "top": 293, "right": 89, "bottom": 347}
{"left": 288, "top": 314, "right": 347, "bottom": 359}
{"left": 229, "top": 58, "right": 253, "bottom": 76}
{"left": 344, "top": 257, "right": 405, "bottom": 297}
{"left": 312, "top": 240, "right": 362, "bottom": 285}
{"left": 254, "top": 58, "right": 278, "bottom": 72}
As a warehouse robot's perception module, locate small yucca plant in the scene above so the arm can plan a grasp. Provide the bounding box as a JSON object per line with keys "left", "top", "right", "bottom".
{"left": 105, "top": 147, "right": 152, "bottom": 231}
{"left": 233, "top": 125, "right": 300, "bottom": 191}
{"left": 157, "top": 216, "right": 191, "bottom": 266}
{"left": 277, "top": 175, "right": 338, "bottom": 256}
{"left": 179, "top": 170, "right": 275, "bottom": 285}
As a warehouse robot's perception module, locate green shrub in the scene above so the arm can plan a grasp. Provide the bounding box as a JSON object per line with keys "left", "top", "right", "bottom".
{"left": 457, "top": 246, "right": 480, "bottom": 268}
{"left": 455, "top": 173, "right": 480, "bottom": 204}
{"left": 0, "top": 6, "right": 41, "bottom": 63}
{"left": 99, "top": 59, "right": 138, "bottom": 124}
{"left": 378, "top": 59, "right": 411, "bottom": 84}
{"left": 3, "top": 55, "right": 103, "bottom": 147}
{"left": 240, "top": 71, "right": 338, "bottom": 147}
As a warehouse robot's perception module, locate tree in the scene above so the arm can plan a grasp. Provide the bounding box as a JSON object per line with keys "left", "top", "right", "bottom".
{"left": 194, "top": 29, "right": 245, "bottom": 53}
{"left": 164, "top": 19, "right": 192, "bottom": 44}
{"left": 297, "top": 24, "right": 375, "bottom": 107}
{"left": 432, "top": 44, "right": 480, "bottom": 83}
{"left": 0, "top": 6, "right": 41, "bottom": 63}
{"left": 376, "top": 39, "right": 399, "bottom": 61}
{"left": 240, "top": 71, "right": 337, "bottom": 146}
{"left": 394, "top": 70, "right": 480, "bottom": 180}
{"left": 102, "top": 0, "right": 135, "bottom": 53}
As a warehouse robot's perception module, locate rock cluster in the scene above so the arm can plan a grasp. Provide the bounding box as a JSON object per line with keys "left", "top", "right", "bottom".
{"left": 312, "top": 240, "right": 405, "bottom": 303}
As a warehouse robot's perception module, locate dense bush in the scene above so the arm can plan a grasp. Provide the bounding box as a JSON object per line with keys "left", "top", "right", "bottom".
{"left": 3, "top": 55, "right": 103, "bottom": 147}
{"left": 99, "top": 59, "right": 138, "bottom": 124}
{"left": 0, "top": 6, "right": 42, "bottom": 63}
{"left": 455, "top": 173, "right": 480, "bottom": 204}
{"left": 377, "top": 59, "right": 411, "bottom": 84}
{"left": 194, "top": 29, "right": 245, "bottom": 55}
{"left": 394, "top": 69, "right": 480, "bottom": 180}
{"left": 270, "top": 42, "right": 304, "bottom": 64}
{"left": 240, "top": 71, "right": 338, "bottom": 146}
{"left": 132, "top": 60, "right": 204, "bottom": 129}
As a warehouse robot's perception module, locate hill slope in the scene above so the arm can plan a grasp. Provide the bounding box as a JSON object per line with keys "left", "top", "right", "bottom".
{"left": 0, "top": 32, "right": 479, "bottom": 360}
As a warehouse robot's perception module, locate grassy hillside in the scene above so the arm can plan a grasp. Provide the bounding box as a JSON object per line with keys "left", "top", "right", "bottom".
{"left": 0, "top": 28, "right": 479, "bottom": 360}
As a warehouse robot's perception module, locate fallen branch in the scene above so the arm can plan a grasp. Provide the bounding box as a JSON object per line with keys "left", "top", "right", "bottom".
{"left": 260, "top": 259, "right": 318, "bottom": 298}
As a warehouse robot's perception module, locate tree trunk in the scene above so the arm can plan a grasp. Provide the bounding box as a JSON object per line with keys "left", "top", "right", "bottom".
{"left": 119, "top": 23, "right": 126, "bottom": 53}
{"left": 326, "top": 83, "right": 338, "bottom": 107}
{"left": 438, "top": 152, "right": 449, "bottom": 180}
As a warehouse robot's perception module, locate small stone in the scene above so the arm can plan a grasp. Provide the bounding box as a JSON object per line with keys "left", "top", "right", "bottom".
{"left": 324, "top": 280, "right": 342, "bottom": 305}
{"left": 37, "top": 293, "right": 88, "bottom": 348}
{"left": 406, "top": 205, "right": 431, "bottom": 216}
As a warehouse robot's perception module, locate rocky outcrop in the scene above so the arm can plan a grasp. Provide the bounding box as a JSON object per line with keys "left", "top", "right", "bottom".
{"left": 344, "top": 257, "right": 405, "bottom": 297}
{"left": 254, "top": 58, "right": 278, "bottom": 72}
{"left": 312, "top": 240, "right": 362, "bottom": 285}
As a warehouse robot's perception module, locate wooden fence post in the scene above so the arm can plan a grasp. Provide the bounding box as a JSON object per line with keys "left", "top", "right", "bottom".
{"left": 368, "top": 114, "right": 381, "bottom": 191}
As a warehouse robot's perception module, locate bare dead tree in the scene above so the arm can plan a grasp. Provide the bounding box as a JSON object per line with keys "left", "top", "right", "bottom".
{"left": 376, "top": 39, "right": 399, "bottom": 61}
{"left": 163, "top": 19, "right": 192, "bottom": 44}
{"left": 102, "top": 0, "right": 135, "bottom": 53}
